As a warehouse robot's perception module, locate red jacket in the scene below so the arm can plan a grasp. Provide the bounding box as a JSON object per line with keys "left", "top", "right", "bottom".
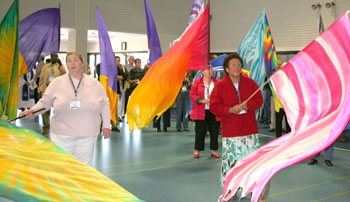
{"left": 190, "top": 77, "right": 219, "bottom": 120}
{"left": 210, "top": 75, "right": 263, "bottom": 138}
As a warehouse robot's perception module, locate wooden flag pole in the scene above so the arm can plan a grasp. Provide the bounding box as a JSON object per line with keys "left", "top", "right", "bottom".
{"left": 244, "top": 78, "right": 271, "bottom": 103}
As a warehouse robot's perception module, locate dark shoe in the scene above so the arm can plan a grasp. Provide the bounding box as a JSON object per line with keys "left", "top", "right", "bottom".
{"left": 112, "top": 127, "right": 120, "bottom": 132}
{"left": 259, "top": 119, "right": 265, "bottom": 123}
{"left": 183, "top": 129, "right": 190, "bottom": 132}
{"left": 163, "top": 127, "right": 167, "bottom": 132}
{"left": 177, "top": 129, "right": 182, "bottom": 132}
{"left": 42, "top": 129, "right": 49, "bottom": 135}
{"left": 308, "top": 159, "right": 318, "bottom": 165}
{"left": 325, "top": 160, "right": 333, "bottom": 167}
{"left": 264, "top": 120, "right": 271, "bottom": 124}
{"left": 269, "top": 128, "right": 275, "bottom": 132}
{"left": 157, "top": 127, "right": 161, "bottom": 132}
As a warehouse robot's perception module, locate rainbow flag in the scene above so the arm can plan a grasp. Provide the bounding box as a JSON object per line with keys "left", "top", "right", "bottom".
{"left": 18, "top": 8, "right": 60, "bottom": 76}
{"left": 0, "top": 0, "right": 19, "bottom": 121}
{"left": 0, "top": 120, "right": 143, "bottom": 201}
{"left": 263, "top": 14, "right": 279, "bottom": 77}
{"left": 144, "top": 0, "right": 162, "bottom": 66}
{"left": 127, "top": 3, "right": 209, "bottom": 131}
{"left": 219, "top": 11, "right": 350, "bottom": 202}
{"left": 97, "top": 7, "right": 118, "bottom": 125}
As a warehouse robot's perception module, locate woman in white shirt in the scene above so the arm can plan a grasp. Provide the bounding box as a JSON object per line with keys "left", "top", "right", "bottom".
{"left": 20, "top": 52, "right": 111, "bottom": 166}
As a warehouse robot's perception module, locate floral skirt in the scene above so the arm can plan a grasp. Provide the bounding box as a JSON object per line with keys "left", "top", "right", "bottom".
{"left": 220, "top": 134, "right": 260, "bottom": 187}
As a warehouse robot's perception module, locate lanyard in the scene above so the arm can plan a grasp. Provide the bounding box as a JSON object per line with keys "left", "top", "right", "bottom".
{"left": 68, "top": 74, "right": 83, "bottom": 97}
{"left": 231, "top": 77, "right": 241, "bottom": 104}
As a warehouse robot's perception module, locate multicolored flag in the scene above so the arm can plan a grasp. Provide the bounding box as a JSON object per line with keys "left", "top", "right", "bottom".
{"left": 97, "top": 7, "right": 118, "bottom": 125}
{"left": 238, "top": 9, "right": 279, "bottom": 87}
{"left": 0, "top": 0, "right": 19, "bottom": 121}
{"left": 0, "top": 120, "right": 144, "bottom": 202}
{"left": 219, "top": 11, "right": 350, "bottom": 202}
{"left": 170, "top": 0, "right": 208, "bottom": 70}
{"left": 319, "top": 14, "right": 325, "bottom": 34}
{"left": 144, "top": 0, "right": 162, "bottom": 66}
{"left": 170, "top": 0, "right": 204, "bottom": 47}
{"left": 263, "top": 13, "right": 279, "bottom": 77}
{"left": 18, "top": 8, "right": 60, "bottom": 76}
{"left": 127, "top": 3, "right": 209, "bottom": 131}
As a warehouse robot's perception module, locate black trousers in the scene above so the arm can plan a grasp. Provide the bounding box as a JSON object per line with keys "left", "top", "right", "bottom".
{"left": 275, "top": 108, "right": 291, "bottom": 138}
{"left": 194, "top": 110, "right": 219, "bottom": 151}
{"left": 153, "top": 108, "right": 171, "bottom": 129}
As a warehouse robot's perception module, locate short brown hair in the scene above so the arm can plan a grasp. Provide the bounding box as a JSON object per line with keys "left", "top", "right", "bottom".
{"left": 66, "top": 52, "right": 84, "bottom": 63}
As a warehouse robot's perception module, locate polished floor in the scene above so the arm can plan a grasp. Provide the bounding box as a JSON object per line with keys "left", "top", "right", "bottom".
{"left": 5, "top": 114, "right": 350, "bottom": 202}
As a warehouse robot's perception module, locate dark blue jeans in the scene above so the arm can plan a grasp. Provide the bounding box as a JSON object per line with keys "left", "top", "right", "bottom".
{"left": 176, "top": 92, "right": 190, "bottom": 130}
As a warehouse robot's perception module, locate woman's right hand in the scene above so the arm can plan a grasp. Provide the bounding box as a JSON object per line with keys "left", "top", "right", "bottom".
{"left": 201, "top": 99, "right": 209, "bottom": 104}
{"left": 20, "top": 109, "right": 34, "bottom": 119}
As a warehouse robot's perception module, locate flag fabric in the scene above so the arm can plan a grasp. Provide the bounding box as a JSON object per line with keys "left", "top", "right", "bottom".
{"left": 263, "top": 13, "right": 279, "bottom": 77}
{"left": 127, "top": 3, "right": 209, "bottom": 131}
{"left": 170, "top": 0, "right": 204, "bottom": 47}
{"left": 319, "top": 14, "right": 325, "bottom": 35}
{"left": 0, "top": 120, "right": 144, "bottom": 202}
{"left": 219, "top": 11, "right": 350, "bottom": 202}
{"left": 0, "top": 0, "right": 19, "bottom": 121}
{"left": 170, "top": 0, "right": 208, "bottom": 70}
{"left": 144, "top": 0, "right": 162, "bottom": 66}
{"left": 97, "top": 7, "right": 118, "bottom": 125}
{"left": 18, "top": 8, "right": 60, "bottom": 76}
{"left": 238, "top": 9, "right": 279, "bottom": 87}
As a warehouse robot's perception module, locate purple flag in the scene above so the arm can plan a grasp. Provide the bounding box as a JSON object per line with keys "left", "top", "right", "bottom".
{"left": 18, "top": 8, "right": 60, "bottom": 74}
{"left": 97, "top": 7, "right": 118, "bottom": 125}
{"left": 144, "top": 0, "right": 162, "bottom": 66}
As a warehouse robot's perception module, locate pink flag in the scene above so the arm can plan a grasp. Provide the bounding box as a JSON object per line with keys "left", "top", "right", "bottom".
{"left": 219, "top": 11, "right": 350, "bottom": 202}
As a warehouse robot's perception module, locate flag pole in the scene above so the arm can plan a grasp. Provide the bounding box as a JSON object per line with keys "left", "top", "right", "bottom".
{"left": 244, "top": 77, "right": 271, "bottom": 103}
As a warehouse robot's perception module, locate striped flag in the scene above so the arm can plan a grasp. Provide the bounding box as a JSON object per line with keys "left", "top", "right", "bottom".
{"left": 127, "top": 3, "right": 210, "bottom": 131}
{"left": 97, "top": 7, "right": 118, "bottom": 125}
{"left": 0, "top": 0, "right": 19, "bottom": 120}
{"left": 18, "top": 8, "right": 60, "bottom": 76}
{"left": 263, "top": 14, "right": 279, "bottom": 77}
{"left": 144, "top": 0, "right": 162, "bottom": 66}
{"left": 219, "top": 11, "right": 350, "bottom": 202}
{"left": 0, "top": 120, "right": 144, "bottom": 202}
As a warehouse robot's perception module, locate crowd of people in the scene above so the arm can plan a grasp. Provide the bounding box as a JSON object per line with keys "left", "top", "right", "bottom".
{"left": 18, "top": 51, "right": 347, "bottom": 202}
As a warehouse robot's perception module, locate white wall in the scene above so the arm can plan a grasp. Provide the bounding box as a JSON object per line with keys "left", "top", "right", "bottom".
{"left": 1, "top": 0, "right": 350, "bottom": 54}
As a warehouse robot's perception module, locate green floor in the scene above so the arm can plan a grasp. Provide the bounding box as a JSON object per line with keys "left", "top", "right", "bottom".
{"left": 6, "top": 116, "right": 350, "bottom": 202}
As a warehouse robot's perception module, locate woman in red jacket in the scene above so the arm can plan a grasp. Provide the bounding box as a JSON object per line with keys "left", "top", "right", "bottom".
{"left": 190, "top": 66, "right": 220, "bottom": 158}
{"left": 210, "top": 53, "right": 263, "bottom": 191}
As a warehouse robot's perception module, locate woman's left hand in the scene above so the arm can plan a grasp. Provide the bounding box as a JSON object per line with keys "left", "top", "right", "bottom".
{"left": 102, "top": 128, "right": 112, "bottom": 139}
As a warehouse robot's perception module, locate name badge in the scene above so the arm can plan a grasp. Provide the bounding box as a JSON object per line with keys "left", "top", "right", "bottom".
{"left": 182, "top": 86, "right": 187, "bottom": 92}
{"left": 70, "top": 100, "right": 81, "bottom": 110}
{"left": 238, "top": 110, "right": 247, "bottom": 114}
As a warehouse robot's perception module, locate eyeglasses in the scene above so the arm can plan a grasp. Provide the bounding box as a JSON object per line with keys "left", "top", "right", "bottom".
{"left": 228, "top": 63, "right": 242, "bottom": 67}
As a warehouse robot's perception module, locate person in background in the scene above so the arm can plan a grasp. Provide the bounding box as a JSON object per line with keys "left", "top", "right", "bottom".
{"left": 274, "top": 63, "right": 291, "bottom": 138}
{"left": 210, "top": 53, "right": 267, "bottom": 202}
{"left": 125, "top": 58, "right": 145, "bottom": 112}
{"left": 33, "top": 57, "right": 45, "bottom": 103}
{"left": 124, "top": 55, "right": 136, "bottom": 114}
{"left": 308, "top": 145, "right": 334, "bottom": 166}
{"left": 176, "top": 72, "right": 192, "bottom": 132}
{"left": 18, "top": 68, "right": 36, "bottom": 111}
{"left": 190, "top": 66, "right": 220, "bottom": 158}
{"left": 20, "top": 51, "right": 111, "bottom": 166}
{"left": 116, "top": 56, "right": 128, "bottom": 121}
{"left": 38, "top": 53, "right": 66, "bottom": 135}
